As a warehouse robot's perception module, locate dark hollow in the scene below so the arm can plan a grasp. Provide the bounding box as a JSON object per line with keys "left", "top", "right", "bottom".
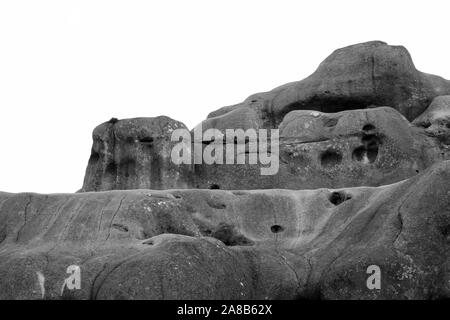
{"left": 270, "top": 225, "right": 285, "bottom": 233}
{"left": 362, "top": 124, "right": 376, "bottom": 131}
{"left": 139, "top": 137, "right": 154, "bottom": 146}
{"left": 320, "top": 149, "right": 343, "bottom": 167}
{"left": 352, "top": 134, "right": 380, "bottom": 163}
{"left": 211, "top": 223, "right": 253, "bottom": 246}
{"left": 329, "top": 191, "right": 352, "bottom": 206}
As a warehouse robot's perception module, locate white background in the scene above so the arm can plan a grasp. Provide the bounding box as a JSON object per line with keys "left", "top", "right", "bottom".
{"left": 1, "top": 0, "right": 449, "bottom": 193}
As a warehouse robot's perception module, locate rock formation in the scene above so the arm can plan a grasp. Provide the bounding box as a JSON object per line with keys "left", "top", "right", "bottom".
{"left": 1, "top": 41, "right": 449, "bottom": 300}
{"left": 0, "top": 160, "right": 449, "bottom": 299}
{"left": 413, "top": 95, "right": 450, "bottom": 147}
{"left": 192, "top": 107, "right": 444, "bottom": 190}
{"left": 204, "top": 41, "right": 450, "bottom": 131}
{"left": 81, "top": 116, "right": 191, "bottom": 192}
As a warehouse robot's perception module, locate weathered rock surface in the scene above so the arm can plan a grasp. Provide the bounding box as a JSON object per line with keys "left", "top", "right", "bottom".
{"left": 204, "top": 41, "right": 450, "bottom": 131}
{"left": 2, "top": 41, "right": 450, "bottom": 300}
{"left": 83, "top": 108, "right": 445, "bottom": 191}
{"left": 192, "top": 107, "right": 444, "bottom": 190}
{"left": 0, "top": 161, "right": 449, "bottom": 299}
{"left": 413, "top": 95, "right": 450, "bottom": 147}
{"left": 81, "top": 116, "right": 191, "bottom": 192}
{"left": 80, "top": 42, "right": 450, "bottom": 192}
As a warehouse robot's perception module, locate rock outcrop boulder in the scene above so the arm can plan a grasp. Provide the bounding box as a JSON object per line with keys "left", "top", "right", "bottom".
{"left": 413, "top": 95, "right": 450, "bottom": 146}
{"left": 80, "top": 42, "right": 450, "bottom": 192}
{"left": 0, "top": 161, "right": 449, "bottom": 299}
{"left": 83, "top": 107, "right": 441, "bottom": 191}
{"left": 193, "top": 107, "right": 444, "bottom": 190}
{"left": 1, "top": 41, "right": 450, "bottom": 300}
{"left": 81, "top": 116, "right": 191, "bottom": 192}
{"left": 204, "top": 41, "right": 450, "bottom": 132}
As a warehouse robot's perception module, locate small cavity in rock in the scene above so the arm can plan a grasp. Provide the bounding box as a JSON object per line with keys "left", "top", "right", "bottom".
{"left": 270, "top": 225, "right": 285, "bottom": 233}
{"left": 320, "top": 149, "right": 342, "bottom": 168}
{"left": 329, "top": 191, "right": 352, "bottom": 206}
{"left": 112, "top": 223, "right": 129, "bottom": 232}
{"left": 211, "top": 222, "right": 253, "bottom": 246}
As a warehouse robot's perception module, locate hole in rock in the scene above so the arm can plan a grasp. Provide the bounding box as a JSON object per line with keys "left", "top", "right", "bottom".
{"left": 329, "top": 191, "right": 352, "bottom": 206}
{"left": 322, "top": 117, "right": 339, "bottom": 127}
{"left": 352, "top": 146, "right": 366, "bottom": 162}
{"left": 88, "top": 151, "right": 100, "bottom": 163}
{"left": 270, "top": 225, "right": 285, "bottom": 233}
{"left": 361, "top": 134, "right": 380, "bottom": 145}
{"left": 362, "top": 124, "right": 376, "bottom": 131}
{"left": 139, "top": 137, "right": 154, "bottom": 146}
{"left": 206, "top": 198, "right": 227, "bottom": 209}
{"left": 211, "top": 222, "right": 253, "bottom": 246}
{"left": 352, "top": 134, "right": 380, "bottom": 163}
{"left": 142, "top": 239, "right": 154, "bottom": 245}
{"left": 209, "top": 184, "right": 220, "bottom": 190}
{"left": 112, "top": 223, "right": 129, "bottom": 232}
{"left": 446, "top": 123, "right": 450, "bottom": 129}
{"left": 421, "top": 122, "right": 432, "bottom": 129}
{"left": 105, "top": 162, "right": 117, "bottom": 175}
{"left": 320, "top": 149, "right": 342, "bottom": 168}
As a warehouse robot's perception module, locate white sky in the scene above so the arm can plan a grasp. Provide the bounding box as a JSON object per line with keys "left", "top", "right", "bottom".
{"left": 1, "top": 0, "right": 449, "bottom": 193}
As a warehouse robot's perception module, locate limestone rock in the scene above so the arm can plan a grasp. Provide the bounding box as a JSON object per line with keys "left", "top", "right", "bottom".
{"left": 0, "top": 161, "right": 449, "bottom": 299}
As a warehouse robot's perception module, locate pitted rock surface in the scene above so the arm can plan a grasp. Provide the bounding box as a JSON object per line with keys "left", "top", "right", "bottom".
{"left": 413, "top": 95, "right": 450, "bottom": 147}
{"left": 81, "top": 116, "right": 191, "bottom": 192}
{"left": 203, "top": 41, "right": 450, "bottom": 132}
{"left": 188, "top": 107, "right": 444, "bottom": 190}
{"left": 0, "top": 161, "right": 449, "bottom": 299}
{"left": 1, "top": 41, "right": 450, "bottom": 300}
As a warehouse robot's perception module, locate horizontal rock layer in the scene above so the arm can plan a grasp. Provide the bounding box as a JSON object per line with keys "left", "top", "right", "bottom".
{"left": 1, "top": 161, "right": 449, "bottom": 299}
{"left": 81, "top": 107, "right": 447, "bottom": 191}
{"left": 81, "top": 41, "right": 450, "bottom": 192}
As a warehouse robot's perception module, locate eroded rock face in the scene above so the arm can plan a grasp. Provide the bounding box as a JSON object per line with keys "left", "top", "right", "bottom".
{"left": 192, "top": 107, "right": 443, "bottom": 190}
{"left": 1, "top": 161, "right": 449, "bottom": 299}
{"left": 81, "top": 116, "right": 191, "bottom": 192}
{"left": 82, "top": 107, "right": 446, "bottom": 191}
{"left": 2, "top": 41, "right": 449, "bottom": 300}
{"left": 413, "top": 95, "right": 450, "bottom": 146}
{"left": 80, "top": 42, "right": 450, "bottom": 192}
{"left": 203, "top": 41, "right": 450, "bottom": 131}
